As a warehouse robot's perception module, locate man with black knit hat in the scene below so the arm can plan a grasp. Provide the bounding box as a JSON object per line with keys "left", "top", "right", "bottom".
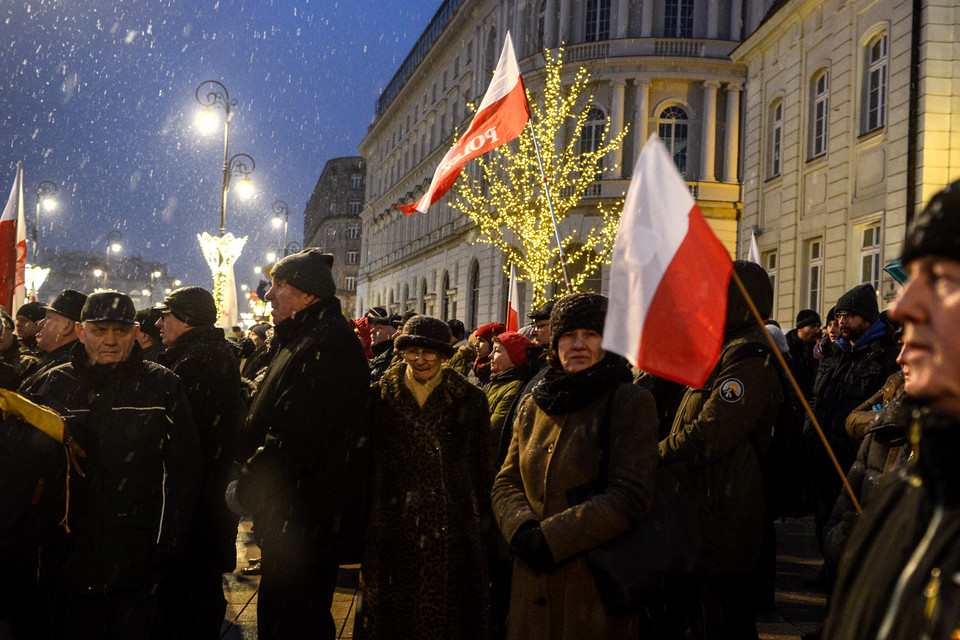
{"left": 784, "top": 309, "right": 821, "bottom": 400}
{"left": 804, "top": 282, "right": 899, "bottom": 562}
{"left": 19, "top": 289, "right": 87, "bottom": 392}
{"left": 824, "top": 180, "right": 960, "bottom": 639}
{"left": 235, "top": 249, "right": 370, "bottom": 640}
{"left": 134, "top": 307, "right": 164, "bottom": 362}
{"left": 15, "top": 301, "right": 46, "bottom": 353}
{"left": 153, "top": 286, "right": 245, "bottom": 640}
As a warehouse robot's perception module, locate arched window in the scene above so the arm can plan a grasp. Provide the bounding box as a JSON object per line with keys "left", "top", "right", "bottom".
{"left": 809, "top": 70, "right": 829, "bottom": 158}
{"left": 862, "top": 32, "right": 888, "bottom": 133}
{"left": 585, "top": 0, "right": 611, "bottom": 42}
{"left": 441, "top": 271, "right": 450, "bottom": 320}
{"left": 485, "top": 29, "right": 498, "bottom": 79}
{"left": 580, "top": 106, "right": 607, "bottom": 178}
{"left": 658, "top": 106, "right": 689, "bottom": 178}
{"left": 664, "top": 0, "right": 695, "bottom": 38}
{"left": 468, "top": 259, "right": 480, "bottom": 330}
{"left": 768, "top": 101, "right": 783, "bottom": 178}
{"left": 420, "top": 279, "right": 428, "bottom": 315}
{"left": 402, "top": 283, "right": 410, "bottom": 310}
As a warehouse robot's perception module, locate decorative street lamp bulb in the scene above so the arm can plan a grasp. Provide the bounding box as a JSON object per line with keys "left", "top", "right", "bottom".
{"left": 152, "top": 271, "right": 162, "bottom": 278}
{"left": 42, "top": 198, "right": 57, "bottom": 212}
{"left": 254, "top": 266, "right": 262, "bottom": 274}
{"left": 236, "top": 177, "right": 254, "bottom": 200}
{"left": 241, "top": 284, "right": 248, "bottom": 291}
{"left": 93, "top": 269, "right": 103, "bottom": 277}
{"left": 266, "top": 252, "right": 277, "bottom": 262}
{"left": 174, "top": 279, "right": 182, "bottom": 286}
{"left": 165, "top": 288, "right": 172, "bottom": 294}
{"left": 272, "top": 216, "right": 282, "bottom": 228}
{"left": 196, "top": 108, "right": 218, "bottom": 134}
{"left": 111, "top": 243, "right": 122, "bottom": 253}
{"left": 141, "top": 289, "right": 150, "bottom": 297}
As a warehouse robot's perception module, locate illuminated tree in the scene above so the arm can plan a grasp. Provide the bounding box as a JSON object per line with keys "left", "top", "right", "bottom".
{"left": 450, "top": 48, "right": 628, "bottom": 306}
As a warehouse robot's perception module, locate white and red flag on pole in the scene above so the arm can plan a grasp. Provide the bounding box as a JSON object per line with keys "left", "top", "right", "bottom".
{"left": 505, "top": 264, "right": 519, "bottom": 331}
{"left": 0, "top": 163, "right": 26, "bottom": 314}
{"left": 398, "top": 32, "right": 530, "bottom": 215}
{"left": 602, "top": 135, "right": 732, "bottom": 388}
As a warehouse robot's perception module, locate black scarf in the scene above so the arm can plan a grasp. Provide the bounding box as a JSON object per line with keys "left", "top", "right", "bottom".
{"left": 532, "top": 352, "right": 632, "bottom": 415}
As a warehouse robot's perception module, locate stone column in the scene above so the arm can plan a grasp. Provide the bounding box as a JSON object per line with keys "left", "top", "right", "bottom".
{"left": 706, "top": 0, "right": 719, "bottom": 39}
{"left": 700, "top": 81, "right": 719, "bottom": 182}
{"left": 641, "top": 0, "right": 655, "bottom": 37}
{"left": 558, "top": 0, "right": 571, "bottom": 44}
{"left": 616, "top": 0, "right": 630, "bottom": 38}
{"left": 634, "top": 79, "right": 650, "bottom": 152}
{"left": 544, "top": 0, "right": 558, "bottom": 48}
{"left": 723, "top": 84, "right": 742, "bottom": 183}
{"left": 609, "top": 80, "right": 626, "bottom": 176}
{"left": 730, "top": 0, "right": 744, "bottom": 40}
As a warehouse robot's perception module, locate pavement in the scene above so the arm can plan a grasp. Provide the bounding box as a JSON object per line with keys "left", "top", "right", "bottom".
{"left": 219, "top": 516, "right": 827, "bottom": 640}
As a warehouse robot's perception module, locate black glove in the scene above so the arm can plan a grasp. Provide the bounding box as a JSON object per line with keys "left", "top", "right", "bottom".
{"left": 511, "top": 523, "right": 556, "bottom": 574}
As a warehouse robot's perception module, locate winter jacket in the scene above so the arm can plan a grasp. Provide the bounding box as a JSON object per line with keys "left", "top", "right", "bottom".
{"left": 32, "top": 342, "right": 202, "bottom": 593}
{"left": 824, "top": 409, "right": 960, "bottom": 639}
{"left": 356, "top": 365, "right": 492, "bottom": 640}
{"left": 492, "top": 381, "right": 658, "bottom": 640}
{"left": 659, "top": 325, "right": 783, "bottom": 575}
{"left": 158, "top": 325, "right": 245, "bottom": 572}
{"left": 236, "top": 297, "right": 370, "bottom": 566}
{"left": 446, "top": 343, "right": 477, "bottom": 379}
{"left": 484, "top": 365, "right": 530, "bottom": 463}
{"left": 369, "top": 340, "right": 399, "bottom": 384}
{"left": 785, "top": 329, "right": 818, "bottom": 400}
{"left": 19, "top": 340, "right": 78, "bottom": 394}
{"left": 844, "top": 369, "right": 905, "bottom": 441}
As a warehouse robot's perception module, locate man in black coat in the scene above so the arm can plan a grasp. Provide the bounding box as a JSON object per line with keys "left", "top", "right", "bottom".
{"left": 32, "top": 291, "right": 201, "bottom": 640}
{"left": 784, "top": 308, "right": 821, "bottom": 400}
{"left": 19, "top": 289, "right": 87, "bottom": 392}
{"left": 236, "top": 249, "right": 370, "bottom": 640}
{"left": 824, "top": 179, "right": 960, "bottom": 639}
{"left": 155, "top": 286, "right": 245, "bottom": 639}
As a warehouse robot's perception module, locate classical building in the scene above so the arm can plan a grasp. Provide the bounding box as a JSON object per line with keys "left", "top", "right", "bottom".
{"left": 303, "top": 156, "right": 366, "bottom": 312}
{"left": 734, "top": 0, "right": 960, "bottom": 323}
{"left": 356, "top": 0, "right": 773, "bottom": 328}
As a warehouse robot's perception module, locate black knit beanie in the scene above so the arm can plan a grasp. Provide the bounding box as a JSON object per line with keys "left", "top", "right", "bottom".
{"left": 157, "top": 286, "right": 218, "bottom": 326}
{"left": 836, "top": 284, "right": 879, "bottom": 323}
{"left": 271, "top": 249, "right": 337, "bottom": 300}
{"left": 549, "top": 292, "right": 607, "bottom": 354}
{"left": 726, "top": 260, "right": 773, "bottom": 332}
{"left": 16, "top": 301, "right": 46, "bottom": 323}
{"left": 394, "top": 315, "right": 455, "bottom": 358}
{"left": 795, "top": 309, "right": 822, "bottom": 330}
{"left": 135, "top": 307, "right": 163, "bottom": 340}
{"left": 902, "top": 179, "right": 960, "bottom": 266}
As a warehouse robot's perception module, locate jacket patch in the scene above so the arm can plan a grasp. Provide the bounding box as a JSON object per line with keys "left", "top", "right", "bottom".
{"left": 719, "top": 378, "right": 744, "bottom": 403}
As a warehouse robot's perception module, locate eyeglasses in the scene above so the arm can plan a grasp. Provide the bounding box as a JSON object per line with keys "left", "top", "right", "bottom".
{"left": 835, "top": 311, "right": 856, "bottom": 320}
{"left": 402, "top": 348, "right": 439, "bottom": 362}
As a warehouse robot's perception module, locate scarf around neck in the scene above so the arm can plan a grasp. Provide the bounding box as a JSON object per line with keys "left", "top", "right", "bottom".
{"left": 532, "top": 352, "right": 632, "bottom": 416}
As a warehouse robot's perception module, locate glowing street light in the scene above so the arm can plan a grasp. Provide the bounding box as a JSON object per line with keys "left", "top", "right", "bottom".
{"left": 265, "top": 252, "right": 277, "bottom": 263}
{"left": 104, "top": 229, "right": 122, "bottom": 288}
{"left": 272, "top": 200, "right": 292, "bottom": 256}
{"left": 33, "top": 180, "right": 58, "bottom": 266}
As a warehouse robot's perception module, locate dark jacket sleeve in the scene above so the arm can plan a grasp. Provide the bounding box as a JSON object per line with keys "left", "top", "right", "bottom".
{"left": 159, "top": 381, "right": 202, "bottom": 550}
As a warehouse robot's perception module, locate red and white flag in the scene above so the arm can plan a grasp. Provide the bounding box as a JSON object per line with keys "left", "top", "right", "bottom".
{"left": 602, "top": 135, "right": 732, "bottom": 388}
{"left": 398, "top": 32, "right": 530, "bottom": 215}
{"left": 0, "top": 163, "right": 26, "bottom": 314}
{"left": 505, "top": 264, "right": 519, "bottom": 331}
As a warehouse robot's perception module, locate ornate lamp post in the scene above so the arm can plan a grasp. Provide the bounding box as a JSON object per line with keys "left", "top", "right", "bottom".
{"left": 104, "top": 230, "right": 122, "bottom": 288}
{"left": 34, "top": 181, "right": 58, "bottom": 266}
{"left": 271, "top": 200, "right": 291, "bottom": 256}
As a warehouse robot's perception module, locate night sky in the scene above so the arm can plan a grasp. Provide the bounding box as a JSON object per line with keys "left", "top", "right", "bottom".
{"left": 0, "top": 0, "right": 439, "bottom": 293}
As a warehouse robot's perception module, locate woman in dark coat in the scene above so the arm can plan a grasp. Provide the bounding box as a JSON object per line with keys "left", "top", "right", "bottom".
{"left": 356, "top": 315, "right": 493, "bottom": 640}
{"left": 491, "top": 293, "right": 659, "bottom": 640}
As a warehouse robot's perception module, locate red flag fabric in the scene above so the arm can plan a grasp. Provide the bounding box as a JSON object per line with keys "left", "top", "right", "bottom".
{"left": 505, "top": 264, "right": 519, "bottom": 331}
{"left": 398, "top": 32, "right": 530, "bottom": 215}
{"left": 0, "top": 163, "right": 25, "bottom": 314}
{"left": 602, "top": 135, "right": 732, "bottom": 388}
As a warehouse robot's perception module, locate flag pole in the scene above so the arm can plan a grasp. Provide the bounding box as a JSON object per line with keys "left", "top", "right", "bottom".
{"left": 527, "top": 122, "right": 573, "bottom": 293}
{"left": 729, "top": 269, "right": 862, "bottom": 514}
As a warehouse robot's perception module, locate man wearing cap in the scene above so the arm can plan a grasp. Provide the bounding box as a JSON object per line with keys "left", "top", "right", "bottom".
{"left": 134, "top": 308, "right": 164, "bottom": 362}
{"left": 30, "top": 290, "right": 201, "bottom": 639}
{"left": 367, "top": 307, "right": 399, "bottom": 382}
{"left": 154, "top": 287, "right": 245, "bottom": 639}
{"left": 824, "top": 180, "right": 960, "bottom": 638}
{"left": 15, "top": 301, "right": 46, "bottom": 354}
{"left": 784, "top": 309, "right": 821, "bottom": 400}
{"left": 804, "top": 283, "right": 899, "bottom": 560}
{"left": 234, "top": 249, "right": 370, "bottom": 640}
{"left": 19, "top": 290, "right": 87, "bottom": 393}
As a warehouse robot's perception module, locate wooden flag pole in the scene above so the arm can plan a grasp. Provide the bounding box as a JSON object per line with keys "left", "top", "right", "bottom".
{"left": 730, "top": 269, "right": 862, "bottom": 514}
{"left": 527, "top": 122, "right": 573, "bottom": 293}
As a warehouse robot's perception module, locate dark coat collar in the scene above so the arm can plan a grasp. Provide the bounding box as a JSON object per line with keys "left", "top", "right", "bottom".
{"left": 159, "top": 325, "right": 226, "bottom": 365}
{"left": 273, "top": 297, "right": 342, "bottom": 345}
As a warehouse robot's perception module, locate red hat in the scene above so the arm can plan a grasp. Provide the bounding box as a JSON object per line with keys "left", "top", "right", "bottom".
{"left": 494, "top": 331, "right": 531, "bottom": 366}
{"left": 475, "top": 322, "right": 506, "bottom": 343}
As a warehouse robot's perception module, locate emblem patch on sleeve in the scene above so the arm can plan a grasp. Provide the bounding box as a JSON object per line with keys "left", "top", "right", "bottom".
{"left": 719, "top": 378, "right": 744, "bottom": 403}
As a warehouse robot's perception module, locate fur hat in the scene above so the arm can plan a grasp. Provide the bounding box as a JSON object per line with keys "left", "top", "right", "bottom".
{"left": 549, "top": 292, "right": 607, "bottom": 353}
{"left": 475, "top": 322, "right": 506, "bottom": 344}
{"left": 836, "top": 284, "right": 879, "bottom": 323}
{"left": 156, "top": 286, "right": 218, "bottom": 326}
{"left": 271, "top": 249, "right": 337, "bottom": 300}
{"left": 902, "top": 179, "right": 960, "bottom": 266}
{"left": 795, "top": 309, "right": 822, "bottom": 330}
{"left": 394, "top": 315, "right": 455, "bottom": 358}
{"left": 494, "top": 331, "right": 532, "bottom": 366}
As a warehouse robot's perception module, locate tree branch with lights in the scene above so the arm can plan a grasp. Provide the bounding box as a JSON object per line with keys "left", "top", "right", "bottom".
{"left": 450, "top": 48, "right": 628, "bottom": 306}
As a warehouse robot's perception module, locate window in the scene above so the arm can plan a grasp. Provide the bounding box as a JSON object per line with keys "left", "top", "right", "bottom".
{"left": 664, "top": 0, "right": 695, "bottom": 38}
{"left": 864, "top": 33, "right": 888, "bottom": 133}
{"left": 346, "top": 250, "right": 359, "bottom": 265}
{"left": 329, "top": 203, "right": 337, "bottom": 215}
{"left": 344, "top": 277, "right": 356, "bottom": 291}
{"left": 806, "top": 238, "right": 823, "bottom": 313}
{"left": 770, "top": 102, "right": 783, "bottom": 178}
{"left": 351, "top": 174, "right": 363, "bottom": 189}
{"left": 810, "top": 72, "right": 829, "bottom": 158}
{"left": 585, "top": 0, "right": 611, "bottom": 42}
{"left": 537, "top": 0, "right": 546, "bottom": 50}
{"left": 348, "top": 224, "right": 360, "bottom": 239}
{"left": 331, "top": 176, "right": 338, "bottom": 190}
{"left": 327, "top": 227, "right": 336, "bottom": 240}
{"left": 441, "top": 271, "right": 450, "bottom": 320}
{"left": 468, "top": 260, "right": 480, "bottom": 330}
{"left": 658, "top": 106, "right": 689, "bottom": 178}
{"left": 580, "top": 106, "right": 607, "bottom": 177}
{"left": 859, "top": 223, "right": 881, "bottom": 290}
{"left": 763, "top": 250, "right": 778, "bottom": 318}
{"left": 349, "top": 201, "right": 362, "bottom": 215}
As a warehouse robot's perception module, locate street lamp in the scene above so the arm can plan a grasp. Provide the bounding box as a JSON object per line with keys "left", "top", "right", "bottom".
{"left": 34, "top": 181, "right": 58, "bottom": 266}
{"left": 271, "top": 200, "right": 290, "bottom": 256}
{"left": 150, "top": 270, "right": 162, "bottom": 304}
{"left": 104, "top": 230, "right": 122, "bottom": 288}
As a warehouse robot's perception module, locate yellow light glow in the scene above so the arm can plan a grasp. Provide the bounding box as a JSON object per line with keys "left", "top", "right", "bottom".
{"left": 174, "top": 279, "right": 181, "bottom": 286}
{"left": 272, "top": 216, "right": 282, "bottom": 228}
{"left": 110, "top": 243, "right": 122, "bottom": 253}
{"left": 42, "top": 198, "right": 57, "bottom": 212}
{"left": 254, "top": 266, "right": 262, "bottom": 274}
{"left": 197, "top": 232, "right": 247, "bottom": 322}
{"left": 266, "top": 252, "right": 276, "bottom": 262}
{"left": 196, "top": 108, "right": 218, "bottom": 134}
{"left": 236, "top": 177, "right": 254, "bottom": 200}
{"left": 141, "top": 289, "right": 150, "bottom": 296}
{"left": 152, "top": 271, "right": 162, "bottom": 278}
{"left": 93, "top": 268, "right": 103, "bottom": 277}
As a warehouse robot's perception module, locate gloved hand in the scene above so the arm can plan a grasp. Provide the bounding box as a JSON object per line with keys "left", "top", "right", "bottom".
{"left": 511, "top": 522, "right": 556, "bottom": 574}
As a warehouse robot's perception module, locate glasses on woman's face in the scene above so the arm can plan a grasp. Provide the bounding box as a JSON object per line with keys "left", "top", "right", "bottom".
{"left": 402, "top": 348, "right": 439, "bottom": 362}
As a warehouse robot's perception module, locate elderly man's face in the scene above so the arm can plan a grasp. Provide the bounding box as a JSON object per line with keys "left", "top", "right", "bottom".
{"left": 533, "top": 319, "right": 551, "bottom": 346}
{"left": 265, "top": 277, "right": 317, "bottom": 324}
{"left": 77, "top": 321, "right": 139, "bottom": 365}
{"left": 16, "top": 315, "right": 40, "bottom": 339}
{"left": 890, "top": 256, "right": 960, "bottom": 419}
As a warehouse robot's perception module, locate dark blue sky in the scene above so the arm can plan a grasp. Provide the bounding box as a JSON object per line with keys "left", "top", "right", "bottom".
{"left": 0, "top": 0, "right": 439, "bottom": 291}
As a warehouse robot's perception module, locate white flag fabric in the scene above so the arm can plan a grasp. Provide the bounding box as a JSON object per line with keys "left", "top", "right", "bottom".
{"left": 0, "top": 163, "right": 25, "bottom": 314}
{"left": 506, "top": 264, "right": 519, "bottom": 331}
{"left": 747, "top": 230, "right": 761, "bottom": 264}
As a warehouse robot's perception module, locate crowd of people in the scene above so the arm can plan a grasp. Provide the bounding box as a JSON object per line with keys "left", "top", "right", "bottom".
{"left": 3, "top": 181, "right": 960, "bottom": 640}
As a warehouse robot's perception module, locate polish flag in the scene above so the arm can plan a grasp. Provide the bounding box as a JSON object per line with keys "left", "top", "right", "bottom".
{"left": 398, "top": 32, "right": 530, "bottom": 215}
{"left": 0, "top": 163, "right": 26, "bottom": 314}
{"left": 505, "top": 264, "right": 519, "bottom": 331}
{"left": 602, "top": 135, "right": 732, "bottom": 388}
{"left": 747, "top": 229, "right": 761, "bottom": 264}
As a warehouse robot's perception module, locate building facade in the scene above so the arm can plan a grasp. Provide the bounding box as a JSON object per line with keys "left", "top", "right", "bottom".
{"left": 356, "top": 0, "right": 772, "bottom": 329}
{"left": 734, "top": 0, "right": 960, "bottom": 324}
{"left": 303, "top": 156, "right": 366, "bottom": 312}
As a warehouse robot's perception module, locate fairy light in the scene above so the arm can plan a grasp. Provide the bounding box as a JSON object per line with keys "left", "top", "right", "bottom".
{"left": 450, "top": 48, "right": 627, "bottom": 306}
{"left": 197, "top": 232, "right": 247, "bottom": 321}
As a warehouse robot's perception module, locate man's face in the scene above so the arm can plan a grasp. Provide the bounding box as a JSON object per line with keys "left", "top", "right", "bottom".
{"left": 370, "top": 323, "right": 394, "bottom": 345}
{"left": 0, "top": 321, "right": 14, "bottom": 352}
{"left": 265, "top": 278, "right": 317, "bottom": 324}
{"left": 797, "top": 322, "right": 822, "bottom": 343}
{"left": 248, "top": 331, "right": 265, "bottom": 349}
{"left": 156, "top": 312, "right": 191, "bottom": 347}
{"left": 890, "top": 256, "right": 960, "bottom": 418}
{"left": 837, "top": 311, "right": 870, "bottom": 343}
{"left": 37, "top": 311, "right": 71, "bottom": 352}
{"left": 16, "top": 315, "right": 40, "bottom": 339}
{"left": 77, "top": 321, "right": 139, "bottom": 365}
{"left": 533, "top": 319, "right": 551, "bottom": 346}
